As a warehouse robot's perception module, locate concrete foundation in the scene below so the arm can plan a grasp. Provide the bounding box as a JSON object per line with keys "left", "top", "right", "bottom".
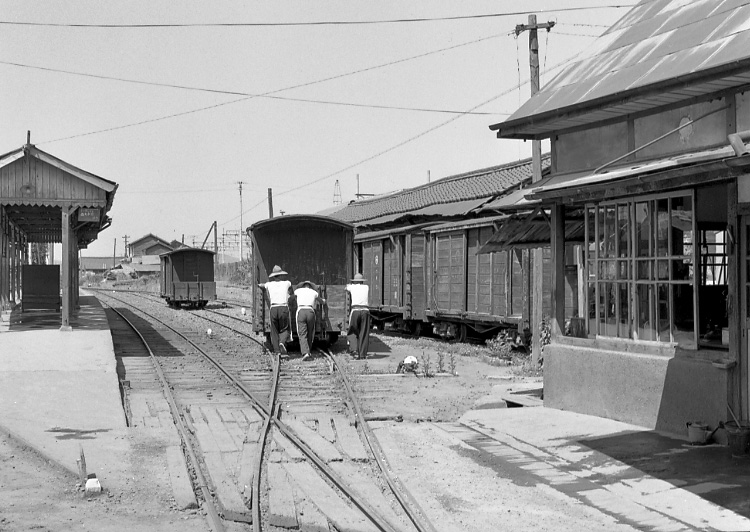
{"left": 545, "top": 338, "right": 732, "bottom": 438}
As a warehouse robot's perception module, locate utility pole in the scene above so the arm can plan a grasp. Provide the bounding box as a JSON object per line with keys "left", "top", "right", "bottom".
{"left": 237, "top": 181, "right": 245, "bottom": 261}
{"left": 122, "top": 235, "right": 129, "bottom": 257}
{"left": 515, "top": 14, "right": 554, "bottom": 368}
{"left": 267, "top": 188, "right": 274, "bottom": 219}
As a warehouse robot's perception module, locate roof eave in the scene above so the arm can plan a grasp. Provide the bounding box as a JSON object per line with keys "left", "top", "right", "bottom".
{"left": 490, "top": 59, "right": 750, "bottom": 140}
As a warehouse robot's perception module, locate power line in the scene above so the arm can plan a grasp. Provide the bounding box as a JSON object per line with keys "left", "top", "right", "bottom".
{"left": 0, "top": 6, "right": 638, "bottom": 28}
{"left": 36, "top": 32, "right": 509, "bottom": 144}
{"left": 221, "top": 50, "right": 586, "bottom": 228}
{"left": 0, "top": 58, "right": 500, "bottom": 116}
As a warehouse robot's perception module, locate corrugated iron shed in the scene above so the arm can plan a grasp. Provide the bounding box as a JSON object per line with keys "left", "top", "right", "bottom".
{"left": 491, "top": 0, "right": 750, "bottom": 139}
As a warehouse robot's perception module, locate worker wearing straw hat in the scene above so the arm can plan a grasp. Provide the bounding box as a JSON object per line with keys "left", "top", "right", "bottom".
{"left": 259, "top": 265, "right": 292, "bottom": 356}
{"left": 294, "top": 280, "right": 325, "bottom": 361}
{"left": 346, "top": 273, "right": 370, "bottom": 359}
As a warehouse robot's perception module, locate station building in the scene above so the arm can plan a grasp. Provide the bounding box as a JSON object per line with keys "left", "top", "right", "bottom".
{"left": 489, "top": 0, "right": 750, "bottom": 435}
{"left": 0, "top": 141, "right": 117, "bottom": 329}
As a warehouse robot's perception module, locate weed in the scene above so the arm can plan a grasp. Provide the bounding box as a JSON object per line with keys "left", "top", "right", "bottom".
{"left": 448, "top": 352, "right": 457, "bottom": 376}
{"left": 437, "top": 351, "right": 446, "bottom": 373}
{"left": 362, "top": 360, "right": 370, "bottom": 374}
{"left": 420, "top": 352, "right": 433, "bottom": 378}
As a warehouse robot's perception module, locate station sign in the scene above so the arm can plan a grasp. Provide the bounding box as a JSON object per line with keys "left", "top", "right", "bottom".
{"left": 78, "top": 208, "right": 100, "bottom": 221}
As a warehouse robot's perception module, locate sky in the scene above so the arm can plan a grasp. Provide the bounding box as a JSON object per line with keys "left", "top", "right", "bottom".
{"left": 0, "top": 1, "right": 634, "bottom": 258}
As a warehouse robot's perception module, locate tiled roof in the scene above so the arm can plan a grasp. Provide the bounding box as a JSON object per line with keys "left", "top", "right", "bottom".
{"left": 327, "top": 155, "right": 549, "bottom": 223}
{"left": 492, "top": 0, "right": 750, "bottom": 138}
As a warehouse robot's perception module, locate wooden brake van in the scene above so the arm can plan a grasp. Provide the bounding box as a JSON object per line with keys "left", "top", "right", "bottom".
{"left": 249, "top": 215, "right": 354, "bottom": 347}
{"left": 160, "top": 247, "right": 216, "bottom": 309}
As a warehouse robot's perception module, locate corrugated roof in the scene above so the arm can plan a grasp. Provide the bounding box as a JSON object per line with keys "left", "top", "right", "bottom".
{"left": 328, "top": 155, "right": 550, "bottom": 224}
{"left": 491, "top": 0, "right": 750, "bottom": 139}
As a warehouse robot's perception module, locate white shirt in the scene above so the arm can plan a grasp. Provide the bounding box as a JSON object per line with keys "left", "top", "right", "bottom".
{"left": 346, "top": 283, "right": 369, "bottom": 307}
{"left": 262, "top": 280, "right": 291, "bottom": 306}
{"left": 294, "top": 287, "right": 318, "bottom": 307}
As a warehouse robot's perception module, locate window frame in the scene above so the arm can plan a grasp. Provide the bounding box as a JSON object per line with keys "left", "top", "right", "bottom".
{"left": 585, "top": 190, "right": 698, "bottom": 349}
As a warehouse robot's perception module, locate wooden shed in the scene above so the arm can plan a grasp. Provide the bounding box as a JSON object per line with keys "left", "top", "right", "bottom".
{"left": 0, "top": 141, "right": 117, "bottom": 328}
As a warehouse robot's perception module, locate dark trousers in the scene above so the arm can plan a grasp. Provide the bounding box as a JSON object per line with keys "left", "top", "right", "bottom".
{"left": 296, "top": 307, "right": 316, "bottom": 355}
{"left": 347, "top": 308, "right": 370, "bottom": 357}
{"left": 269, "top": 306, "right": 290, "bottom": 353}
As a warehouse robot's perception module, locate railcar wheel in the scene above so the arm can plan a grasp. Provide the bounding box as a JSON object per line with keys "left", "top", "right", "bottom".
{"left": 410, "top": 321, "right": 422, "bottom": 338}
{"left": 458, "top": 323, "right": 468, "bottom": 343}
{"left": 326, "top": 332, "right": 340, "bottom": 346}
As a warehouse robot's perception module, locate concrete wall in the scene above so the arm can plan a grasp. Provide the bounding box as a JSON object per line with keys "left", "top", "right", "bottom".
{"left": 545, "top": 338, "right": 731, "bottom": 438}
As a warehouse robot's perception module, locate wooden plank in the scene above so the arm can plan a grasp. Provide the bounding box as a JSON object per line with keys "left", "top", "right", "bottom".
{"left": 202, "top": 452, "right": 250, "bottom": 519}
{"left": 331, "top": 461, "right": 405, "bottom": 530}
{"left": 267, "top": 461, "right": 299, "bottom": 528}
{"left": 285, "top": 418, "right": 342, "bottom": 463}
{"left": 197, "top": 407, "right": 240, "bottom": 453}
{"left": 165, "top": 445, "right": 198, "bottom": 510}
{"left": 273, "top": 433, "right": 306, "bottom": 462}
{"left": 295, "top": 491, "right": 330, "bottom": 532}
{"left": 331, "top": 416, "right": 369, "bottom": 462}
{"left": 237, "top": 441, "right": 257, "bottom": 499}
{"left": 282, "top": 460, "right": 379, "bottom": 532}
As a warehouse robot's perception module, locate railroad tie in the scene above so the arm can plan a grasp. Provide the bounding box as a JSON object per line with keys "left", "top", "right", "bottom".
{"left": 331, "top": 415, "right": 369, "bottom": 462}
{"left": 267, "top": 461, "right": 299, "bottom": 528}
{"left": 285, "top": 418, "right": 342, "bottom": 463}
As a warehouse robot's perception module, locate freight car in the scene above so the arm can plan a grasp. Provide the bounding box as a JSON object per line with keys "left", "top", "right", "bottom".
{"left": 249, "top": 215, "right": 354, "bottom": 347}
{"left": 160, "top": 247, "right": 216, "bottom": 309}
{"left": 354, "top": 214, "right": 584, "bottom": 341}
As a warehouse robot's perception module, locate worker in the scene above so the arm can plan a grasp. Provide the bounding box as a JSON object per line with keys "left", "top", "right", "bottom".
{"left": 345, "top": 273, "right": 370, "bottom": 359}
{"left": 294, "top": 280, "right": 325, "bottom": 361}
{"left": 397, "top": 355, "right": 419, "bottom": 374}
{"left": 259, "top": 265, "right": 292, "bottom": 357}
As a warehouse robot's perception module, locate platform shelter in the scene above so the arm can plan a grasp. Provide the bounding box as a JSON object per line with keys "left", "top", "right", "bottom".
{"left": 0, "top": 142, "right": 117, "bottom": 329}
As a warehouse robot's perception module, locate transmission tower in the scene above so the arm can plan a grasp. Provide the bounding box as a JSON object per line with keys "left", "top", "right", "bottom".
{"left": 333, "top": 180, "right": 342, "bottom": 205}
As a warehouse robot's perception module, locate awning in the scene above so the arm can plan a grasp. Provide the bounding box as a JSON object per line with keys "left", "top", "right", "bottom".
{"left": 478, "top": 207, "right": 585, "bottom": 253}
{"left": 354, "top": 197, "right": 491, "bottom": 229}
{"left": 424, "top": 214, "right": 510, "bottom": 234}
{"left": 527, "top": 146, "right": 735, "bottom": 202}
{"left": 354, "top": 223, "right": 434, "bottom": 242}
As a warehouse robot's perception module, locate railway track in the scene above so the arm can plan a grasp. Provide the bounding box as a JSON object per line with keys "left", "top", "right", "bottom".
{"left": 92, "top": 289, "right": 435, "bottom": 532}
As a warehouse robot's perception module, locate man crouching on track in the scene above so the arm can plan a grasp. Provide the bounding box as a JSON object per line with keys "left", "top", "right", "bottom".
{"left": 259, "top": 265, "right": 292, "bottom": 357}
{"left": 346, "top": 273, "right": 370, "bottom": 359}
{"left": 294, "top": 280, "right": 325, "bottom": 361}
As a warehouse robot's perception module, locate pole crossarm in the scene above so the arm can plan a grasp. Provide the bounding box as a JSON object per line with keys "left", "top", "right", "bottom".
{"left": 514, "top": 21, "right": 555, "bottom": 36}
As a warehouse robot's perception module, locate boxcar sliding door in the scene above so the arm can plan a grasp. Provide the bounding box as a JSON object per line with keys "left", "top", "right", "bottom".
{"left": 434, "top": 231, "right": 466, "bottom": 313}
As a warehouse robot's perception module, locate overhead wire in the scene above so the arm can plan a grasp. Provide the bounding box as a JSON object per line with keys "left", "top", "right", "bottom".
{"left": 35, "top": 31, "right": 508, "bottom": 144}
{"left": 0, "top": 6, "right": 638, "bottom": 28}
{"left": 222, "top": 38, "right": 593, "bottom": 228}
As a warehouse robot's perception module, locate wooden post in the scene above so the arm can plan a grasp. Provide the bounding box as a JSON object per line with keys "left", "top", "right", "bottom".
{"left": 60, "top": 207, "right": 72, "bottom": 331}
{"left": 550, "top": 204, "right": 566, "bottom": 337}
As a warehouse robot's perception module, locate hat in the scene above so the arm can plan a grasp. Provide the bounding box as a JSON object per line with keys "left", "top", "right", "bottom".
{"left": 268, "top": 265, "right": 288, "bottom": 278}
{"left": 351, "top": 273, "right": 366, "bottom": 282}
{"left": 296, "top": 280, "right": 318, "bottom": 290}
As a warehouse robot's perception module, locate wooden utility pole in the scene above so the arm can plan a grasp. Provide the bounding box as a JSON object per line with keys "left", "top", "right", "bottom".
{"left": 267, "top": 188, "right": 274, "bottom": 219}
{"left": 515, "top": 15, "right": 555, "bottom": 367}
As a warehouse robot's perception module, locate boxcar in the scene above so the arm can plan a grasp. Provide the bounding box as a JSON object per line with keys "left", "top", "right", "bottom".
{"left": 160, "top": 247, "right": 216, "bottom": 308}
{"left": 354, "top": 215, "right": 583, "bottom": 341}
{"left": 249, "top": 215, "right": 354, "bottom": 346}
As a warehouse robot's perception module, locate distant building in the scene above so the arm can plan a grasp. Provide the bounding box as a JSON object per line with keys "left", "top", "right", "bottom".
{"left": 80, "top": 256, "right": 125, "bottom": 273}
{"left": 128, "top": 234, "right": 173, "bottom": 257}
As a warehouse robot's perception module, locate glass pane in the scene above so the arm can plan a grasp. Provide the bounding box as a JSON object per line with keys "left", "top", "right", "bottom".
{"left": 656, "top": 198, "right": 669, "bottom": 257}
{"left": 635, "top": 201, "right": 651, "bottom": 257}
{"left": 637, "top": 260, "right": 652, "bottom": 280}
{"left": 657, "top": 260, "right": 670, "bottom": 280}
{"left": 618, "top": 260, "right": 629, "bottom": 280}
{"left": 636, "top": 284, "right": 655, "bottom": 341}
{"left": 604, "top": 282, "right": 617, "bottom": 337}
{"left": 673, "top": 259, "right": 692, "bottom": 281}
{"left": 618, "top": 283, "right": 630, "bottom": 338}
{"left": 671, "top": 196, "right": 693, "bottom": 256}
{"left": 598, "top": 282, "right": 606, "bottom": 333}
{"left": 599, "top": 260, "right": 617, "bottom": 280}
{"left": 603, "top": 206, "right": 617, "bottom": 258}
{"left": 673, "top": 284, "right": 695, "bottom": 347}
{"left": 658, "top": 284, "right": 670, "bottom": 342}
{"left": 588, "top": 282, "right": 597, "bottom": 335}
{"left": 618, "top": 204, "right": 629, "bottom": 258}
